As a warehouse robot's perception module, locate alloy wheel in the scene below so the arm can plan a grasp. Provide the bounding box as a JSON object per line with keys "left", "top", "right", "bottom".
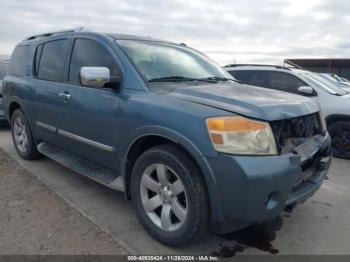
{"left": 13, "top": 116, "right": 28, "bottom": 153}
{"left": 140, "top": 163, "right": 188, "bottom": 231}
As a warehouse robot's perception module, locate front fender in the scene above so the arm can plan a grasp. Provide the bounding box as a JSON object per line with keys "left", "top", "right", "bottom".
{"left": 122, "top": 125, "right": 225, "bottom": 221}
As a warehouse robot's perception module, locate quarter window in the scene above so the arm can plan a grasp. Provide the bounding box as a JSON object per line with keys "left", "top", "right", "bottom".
{"left": 8, "top": 45, "right": 30, "bottom": 76}
{"left": 37, "top": 39, "right": 69, "bottom": 82}
{"left": 68, "top": 39, "right": 119, "bottom": 86}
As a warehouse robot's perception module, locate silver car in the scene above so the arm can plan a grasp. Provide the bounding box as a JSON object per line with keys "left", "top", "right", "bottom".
{"left": 319, "top": 73, "right": 350, "bottom": 93}
{"left": 226, "top": 65, "right": 350, "bottom": 159}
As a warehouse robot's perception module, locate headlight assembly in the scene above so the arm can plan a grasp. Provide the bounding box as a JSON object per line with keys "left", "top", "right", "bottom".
{"left": 206, "top": 116, "right": 277, "bottom": 155}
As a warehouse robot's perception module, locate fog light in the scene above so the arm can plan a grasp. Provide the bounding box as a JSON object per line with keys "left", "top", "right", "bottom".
{"left": 264, "top": 191, "right": 280, "bottom": 210}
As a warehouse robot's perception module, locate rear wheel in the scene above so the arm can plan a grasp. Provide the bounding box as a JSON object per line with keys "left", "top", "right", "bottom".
{"left": 130, "top": 144, "right": 208, "bottom": 247}
{"left": 11, "top": 109, "right": 41, "bottom": 160}
{"left": 328, "top": 121, "right": 350, "bottom": 159}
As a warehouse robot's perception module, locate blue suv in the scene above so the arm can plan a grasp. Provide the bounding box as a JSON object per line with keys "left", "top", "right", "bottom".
{"left": 2, "top": 28, "right": 332, "bottom": 246}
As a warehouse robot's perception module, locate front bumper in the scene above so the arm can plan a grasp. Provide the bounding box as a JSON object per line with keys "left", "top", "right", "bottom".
{"left": 0, "top": 97, "right": 6, "bottom": 121}
{"left": 207, "top": 132, "right": 332, "bottom": 234}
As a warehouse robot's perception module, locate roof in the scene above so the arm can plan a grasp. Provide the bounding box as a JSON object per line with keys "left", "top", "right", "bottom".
{"left": 225, "top": 64, "right": 292, "bottom": 71}
{"left": 108, "top": 33, "right": 173, "bottom": 44}
{"left": 21, "top": 27, "right": 176, "bottom": 45}
{"left": 285, "top": 59, "right": 350, "bottom": 68}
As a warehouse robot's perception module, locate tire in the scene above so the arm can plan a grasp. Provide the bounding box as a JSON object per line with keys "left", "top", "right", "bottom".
{"left": 11, "top": 109, "right": 41, "bottom": 160}
{"left": 328, "top": 121, "right": 350, "bottom": 159}
{"left": 130, "top": 144, "right": 208, "bottom": 247}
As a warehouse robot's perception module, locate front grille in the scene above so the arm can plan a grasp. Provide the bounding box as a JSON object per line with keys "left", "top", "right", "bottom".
{"left": 270, "top": 113, "right": 323, "bottom": 153}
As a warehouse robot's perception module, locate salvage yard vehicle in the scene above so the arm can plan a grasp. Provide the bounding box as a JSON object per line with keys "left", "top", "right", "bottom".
{"left": 226, "top": 64, "right": 350, "bottom": 159}
{"left": 319, "top": 73, "right": 350, "bottom": 93}
{"left": 3, "top": 29, "right": 332, "bottom": 246}
{"left": 0, "top": 60, "right": 9, "bottom": 124}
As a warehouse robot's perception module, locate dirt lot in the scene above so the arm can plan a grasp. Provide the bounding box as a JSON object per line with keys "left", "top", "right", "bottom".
{"left": 0, "top": 147, "right": 124, "bottom": 255}
{"left": 1, "top": 127, "right": 350, "bottom": 256}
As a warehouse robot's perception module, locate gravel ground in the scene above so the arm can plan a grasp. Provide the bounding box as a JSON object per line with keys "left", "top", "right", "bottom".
{"left": 0, "top": 148, "right": 125, "bottom": 255}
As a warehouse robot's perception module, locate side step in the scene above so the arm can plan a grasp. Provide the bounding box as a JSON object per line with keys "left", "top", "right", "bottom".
{"left": 37, "top": 142, "right": 125, "bottom": 192}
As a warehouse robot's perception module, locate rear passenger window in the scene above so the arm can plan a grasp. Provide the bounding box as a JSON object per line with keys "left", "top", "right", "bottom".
{"left": 228, "top": 70, "right": 267, "bottom": 88}
{"left": 8, "top": 45, "right": 30, "bottom": 76}
{"left": 68, "top": 39, "right": 119, "bottom": 85}
{"left": 269, "top": 72, "right": 305, "bottom": 94}
{"left": 37, "top": 39, "right": 69, "bottom": 82}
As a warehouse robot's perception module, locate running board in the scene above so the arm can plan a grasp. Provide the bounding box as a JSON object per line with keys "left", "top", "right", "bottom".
{"left": 37, "top": 142, "right": 125, "bottom": 192}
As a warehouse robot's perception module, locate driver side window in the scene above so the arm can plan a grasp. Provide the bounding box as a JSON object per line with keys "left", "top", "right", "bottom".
{"left": 68, "top": 39, "right": 120, "bottom": 86}
{"left": 268, "top": 72, "right": 306, "bottom": 94}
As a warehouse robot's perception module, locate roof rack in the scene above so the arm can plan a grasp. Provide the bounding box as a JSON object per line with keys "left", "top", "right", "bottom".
{"left": 283, "top": 59, "right": 303, "bottom": 69}
{"left": 24, "top": 27, "right": 85, "bottom": 41}
{"left": 224, "top": 64, "right": 291, "bottom": 70}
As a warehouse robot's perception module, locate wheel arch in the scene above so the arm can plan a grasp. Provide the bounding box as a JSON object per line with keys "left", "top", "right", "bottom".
{"left": 121, "top": 126, "right": 224, "bottom": 221}
{"left": 326, "top": 114, "right": 350, "bottom": 126}
{"left": 6, "top": 97, "right": 31, "bottom": 122}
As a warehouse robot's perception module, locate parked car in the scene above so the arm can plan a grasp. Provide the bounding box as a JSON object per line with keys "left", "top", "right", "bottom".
{"left": 0, "top": 60, "right": 9, "bottom": 124}
{"left": 3, "top": 29, "right": 331, "bottom": 246}
{"left": 319, "top": 73, "right": 350, "bottom": 93}
{"left": 226, "top": 64, "right": 350, "bottom": 159}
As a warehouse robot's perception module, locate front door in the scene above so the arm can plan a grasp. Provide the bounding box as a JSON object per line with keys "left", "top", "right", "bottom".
{"left": 56, "top": 37, "right": 122, "bottom": 171}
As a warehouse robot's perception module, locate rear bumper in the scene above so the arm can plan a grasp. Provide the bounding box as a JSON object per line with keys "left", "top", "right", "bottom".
{"left": 206, "top": 132, "right": 332, "bottom": 234}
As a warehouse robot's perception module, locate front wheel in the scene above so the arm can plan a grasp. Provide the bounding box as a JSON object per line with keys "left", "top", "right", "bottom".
{"left": 11, "top": 109, "right": 41, "bottom": 160}
{"left": 130, "top": 144, "right": 208, "bottom": 247}
{"left": 328, "top": 121, "right": 350, "bottom": 159}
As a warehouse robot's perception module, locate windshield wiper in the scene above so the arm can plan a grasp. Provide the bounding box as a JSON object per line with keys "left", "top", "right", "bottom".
{"left": 199, "top": 76, "right": 241, "bottom": 83}
{"left": 149, "top": 76, "right": 215, "bottom": 83}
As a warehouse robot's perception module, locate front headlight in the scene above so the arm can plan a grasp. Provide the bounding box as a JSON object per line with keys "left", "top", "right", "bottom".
{"left": 206, "top": 116, "right": 277, "bottom": 155}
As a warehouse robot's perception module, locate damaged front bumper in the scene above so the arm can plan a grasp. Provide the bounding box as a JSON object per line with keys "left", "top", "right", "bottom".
{"left": 206, "top": 132, "right": 332, "bottom": 234}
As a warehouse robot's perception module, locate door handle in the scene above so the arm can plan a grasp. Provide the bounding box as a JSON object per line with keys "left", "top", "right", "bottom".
{"left": 58, "top": 92, "right": 71, "bottom": 101}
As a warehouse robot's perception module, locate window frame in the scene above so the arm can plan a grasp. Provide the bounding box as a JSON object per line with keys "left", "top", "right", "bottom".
{"left": 33, "top": 37, "right": 72, "bottom": 83}
{"left": 66, "top": 36, "right": 122, "bottom": 89}
{"left": 228, "top": 69, "right": 269, "bottom": 88}
{"left": 266, "top": 71, "right": 309, "bottom": 95}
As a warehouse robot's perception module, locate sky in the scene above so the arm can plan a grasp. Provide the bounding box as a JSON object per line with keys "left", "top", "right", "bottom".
{"left": 1, "top": 0, "right": 350, "bottom": 65}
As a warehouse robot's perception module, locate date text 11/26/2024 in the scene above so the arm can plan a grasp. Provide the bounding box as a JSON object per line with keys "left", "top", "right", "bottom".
{"left": 127, "top": 256, "right": 219, "bottom": 261}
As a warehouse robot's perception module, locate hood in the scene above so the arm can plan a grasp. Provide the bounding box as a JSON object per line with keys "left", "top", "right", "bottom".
{"left": 164, "top": 82, "right": 320, "bottom": 121}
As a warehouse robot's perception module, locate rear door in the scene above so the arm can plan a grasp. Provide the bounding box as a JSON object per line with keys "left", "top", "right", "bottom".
{"left": 32, "top": 38, "right": 72, "bottom": 144}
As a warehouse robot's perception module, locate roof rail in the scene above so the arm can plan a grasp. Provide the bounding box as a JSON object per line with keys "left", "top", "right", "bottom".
{"left": 283, "top": 59, "right": 303, "bottom": 69}
{"left": 24, "top": 27, "right": 85, "bottom": 41}
{"left": 224, "top": 64, "right": 291, "bottom": 70}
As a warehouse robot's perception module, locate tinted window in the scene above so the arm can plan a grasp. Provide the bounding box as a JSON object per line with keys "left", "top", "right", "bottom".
{"left": 228, "top": 70, "right": 267, "bottom": 87}
{"left": 38, "top": 39, "right": 69, "bottom": 82}
{"left": 8, "top": 46, "right": 30, "bottom": 76}
{"left": 34, "top": 44, "right": 43, "bottom": 76}
{"left": 269, "top": 72, "right": 305, "bottom": 94}
{"left": 69, "top": 39, "right": 119, "bottom": 85}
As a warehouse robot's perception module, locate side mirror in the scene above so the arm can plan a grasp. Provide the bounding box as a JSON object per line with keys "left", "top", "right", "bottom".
{"left": 80, "top": 67, "right": 110, "bottom": 88}
{"left": 298, "top": 86, "right": 315, "bottom": 96}
{"left": 80, "top": 67, "right": 122, "bottom": 88}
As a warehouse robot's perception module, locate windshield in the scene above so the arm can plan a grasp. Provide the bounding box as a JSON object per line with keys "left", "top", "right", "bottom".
{"left": 300, "top": 72, "right": 347, "bottom": 96}
{"left": 116, "top": 40, "right": 233, "bottom": 82}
